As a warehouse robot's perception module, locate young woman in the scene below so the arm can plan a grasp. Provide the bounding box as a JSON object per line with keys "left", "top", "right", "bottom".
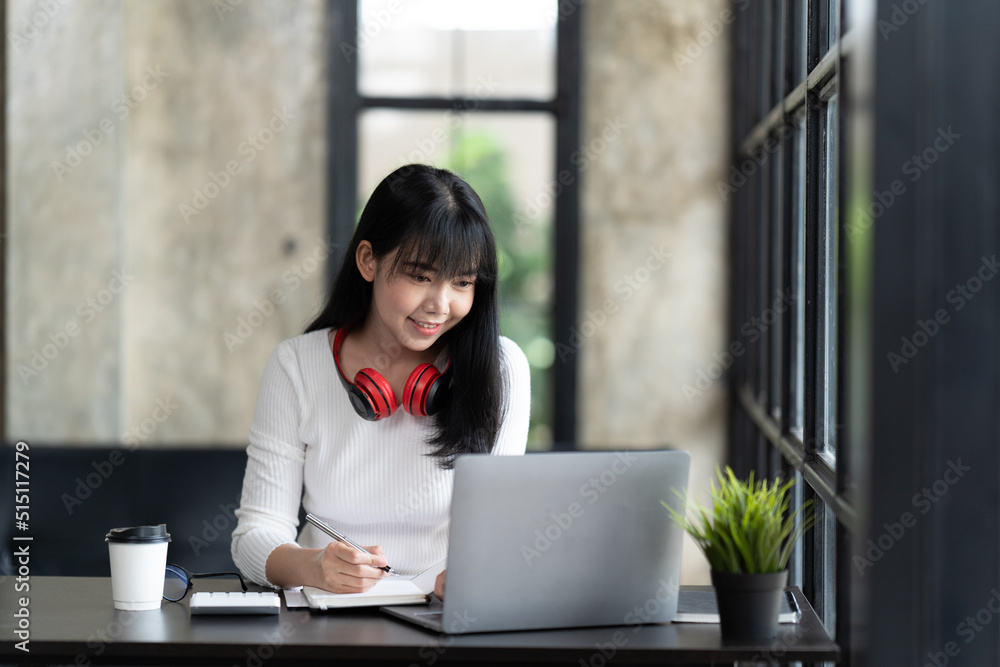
{"left": 231, "top": 164, "right": 530, "bottom": 597}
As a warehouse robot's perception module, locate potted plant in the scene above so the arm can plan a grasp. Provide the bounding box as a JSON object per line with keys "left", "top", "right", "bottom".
{"left": 663, "top": 466, "right": 815, "bottom": 641}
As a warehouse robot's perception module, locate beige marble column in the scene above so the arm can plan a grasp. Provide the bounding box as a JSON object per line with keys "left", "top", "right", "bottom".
{"left": 578, "top": 0, "right": 732, "bottom": 583}
{"left": 7, "top": 0, "right": 327, "bottom": 444}
{"left": 7, "top": 0, "right": 126, "bottom": 440}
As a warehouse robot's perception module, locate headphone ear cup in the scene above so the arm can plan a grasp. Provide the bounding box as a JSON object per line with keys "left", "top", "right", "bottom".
{"left": 354, "top": 369, "right": 397, "bottom": 420}
{"left": 421, "top": 373, "right": 448, "bottom": 416}
{"left": 344, "top": 385, "right": 377, "bottom": 421}
{"left": 402, "top": 363, "right": 445, "bottom": 416}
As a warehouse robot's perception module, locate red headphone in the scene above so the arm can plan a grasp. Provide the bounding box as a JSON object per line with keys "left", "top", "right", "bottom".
{"left": 331, "top": 326, "right": 451, "bottom": 421}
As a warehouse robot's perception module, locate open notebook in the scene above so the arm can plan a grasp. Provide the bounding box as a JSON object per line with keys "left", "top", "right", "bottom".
{"left": 301, "top": 559, "right": 445, "bottom": 610}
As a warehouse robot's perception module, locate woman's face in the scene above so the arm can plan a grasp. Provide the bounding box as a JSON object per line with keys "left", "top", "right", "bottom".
{"left": 359, "top": 242, "right": 477, "bottom": 354}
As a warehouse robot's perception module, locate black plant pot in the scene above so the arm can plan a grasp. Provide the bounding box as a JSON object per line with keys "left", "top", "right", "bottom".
{"left": 710, "top": 569, "right": 788, "bottom": 641}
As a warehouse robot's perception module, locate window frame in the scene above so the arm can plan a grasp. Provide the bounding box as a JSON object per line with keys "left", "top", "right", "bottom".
{"left": 729, "top": 0, "right": 856, "bottom": 657}
{"left": 325, "top": 0, "right": 581, "bottom": 447}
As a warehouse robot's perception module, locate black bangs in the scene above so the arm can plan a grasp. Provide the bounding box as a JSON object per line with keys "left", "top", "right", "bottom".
{"left": 384, "top": 198, "right": 497, "bottom": 283}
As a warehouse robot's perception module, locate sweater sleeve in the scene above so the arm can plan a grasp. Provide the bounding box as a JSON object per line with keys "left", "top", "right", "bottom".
{"left": 231, "top": 343, "right": 308, "bottom": 587}
{"left": 492, "top": 336, "right": 531, "bottom": 456}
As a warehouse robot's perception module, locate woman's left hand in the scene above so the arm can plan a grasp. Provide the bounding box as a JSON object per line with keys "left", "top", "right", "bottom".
{"left": 434, "top": 569, "right": 446, "bottom": 600}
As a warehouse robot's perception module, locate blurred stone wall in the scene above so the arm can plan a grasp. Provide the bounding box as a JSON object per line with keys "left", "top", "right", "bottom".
{"left": 577, "top": 0, "right": 731, "bottom": 583}
{"left": 6, "top": 0, "right": 327, "bottom": 444}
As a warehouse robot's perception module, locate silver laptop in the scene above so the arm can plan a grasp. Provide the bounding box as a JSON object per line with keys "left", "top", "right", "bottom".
{"left": 382, "top": 449, "right": 690, "bottom": 634}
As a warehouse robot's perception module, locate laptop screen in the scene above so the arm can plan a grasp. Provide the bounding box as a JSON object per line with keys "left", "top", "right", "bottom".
{"left": 436, "top": 450, "right": 690, "bottom": 634}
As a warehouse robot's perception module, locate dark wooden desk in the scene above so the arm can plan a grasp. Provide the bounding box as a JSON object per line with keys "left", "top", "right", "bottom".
{"left": 1, "top": 577, "right": 838, "bottom": 666}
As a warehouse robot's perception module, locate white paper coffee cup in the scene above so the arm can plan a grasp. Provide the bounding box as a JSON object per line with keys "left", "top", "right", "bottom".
{"left": 106, "top": 525, "right": 171, "bottom": 611}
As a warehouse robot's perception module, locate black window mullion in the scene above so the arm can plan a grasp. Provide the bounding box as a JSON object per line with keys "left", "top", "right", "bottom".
{"left": 769, "top": 1, "right": 786, "bottom": 428}
{"left": 772, "top": 0, "right": 785, "bottom": 110}
{"left": 779, "top": 237, "right": 794, "bottom": 432}
{"left": 325, "top": 0, "right": 360, "bottom": 282}
{"left": 551, "top": 6, "right": 581, "bottom": 447}
{"left": 780, "top": 122, "right": 794, "bottom": 437}
{"left": 759, "top": 0, "right": 774, "bottom": 120}
{"left": 747, "top": 170, "right": 762, "bottom": 410}
{"left": 748, "top": 2, "right": 762, "bottom": 130}
{"left": 739, "top": 7, "right": 754, "bottom": 141}
{"left": 757, "top": 431, "right": 769, "bottom": 481}
{"left": 803, "top": 4, "right": 823, "bottom": 461}
{"left": 735, "top": 197, "right": 748, "bottom": 393}
{"left": 740, "top": 20, "right": 760, "bottom": 416}
{"left": 358, "top": 97, "right": 556, "bottom": 113}
{"left": 801, "top": 0, "right": 824, "bottom": 616}
{"left": 768, "top": 442, "right": 784, "bottom": 487}
{"left": 758, "top": 156, "right": 770, "bottom": 412}
{"left": 750, "top": 8, "right": 764, "bottom": 416}
{"left": 770, "top": 142, "right": 784, "bottom": 421}
{"left": 781, "top": 0, "right": 794, "bottom": 96}
{"left": 806, "top": 0, "right": 823, "bottom": 73}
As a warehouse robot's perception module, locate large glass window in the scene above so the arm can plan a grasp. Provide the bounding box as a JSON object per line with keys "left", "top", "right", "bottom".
{"left": 358, "top": 110, "right": 555, "bottom": 444}
{"left": 358, "top": 0, "right": 555, "bottom": 100}
{"left": 356, "top": 0, "right": 560, "bottom": 448}
{"left": 730, "top": 1, "right": 852, "bottom": 659}
{"left": 819, "top": 92, "right": 840, "bottom": 464}
{"left": 768, "top": 138, "right": 783, "bottom": 420}
{"left": 791, "top": 113, "right": 807, "bottom": 439}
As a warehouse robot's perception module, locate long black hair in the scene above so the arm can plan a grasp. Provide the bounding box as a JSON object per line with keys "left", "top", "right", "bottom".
{"left": 305, "top": 164, "right": 505, "bottom": 468}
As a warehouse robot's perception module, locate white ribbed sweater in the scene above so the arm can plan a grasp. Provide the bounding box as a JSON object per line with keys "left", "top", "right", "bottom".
{"left": 231, "top": 329, "right": 530, "bottom": 586}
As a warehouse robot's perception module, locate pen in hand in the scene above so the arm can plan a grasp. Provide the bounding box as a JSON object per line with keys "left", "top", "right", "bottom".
{"left": 305, "top": 513, "right": 398, "bottom": 576}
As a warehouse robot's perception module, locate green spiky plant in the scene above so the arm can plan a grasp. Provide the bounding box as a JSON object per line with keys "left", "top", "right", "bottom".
{"left": 663, "top": 466, "right": 815, "bottom": 574}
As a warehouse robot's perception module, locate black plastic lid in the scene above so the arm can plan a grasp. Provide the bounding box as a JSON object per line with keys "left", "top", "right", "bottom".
{"left": 105, "top": 524, "right": 171, "bottom": 543}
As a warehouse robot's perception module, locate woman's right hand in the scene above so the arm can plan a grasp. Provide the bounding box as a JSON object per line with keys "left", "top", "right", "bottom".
{"left": 307, "top": 541, "right": 390, "bottom": 593}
